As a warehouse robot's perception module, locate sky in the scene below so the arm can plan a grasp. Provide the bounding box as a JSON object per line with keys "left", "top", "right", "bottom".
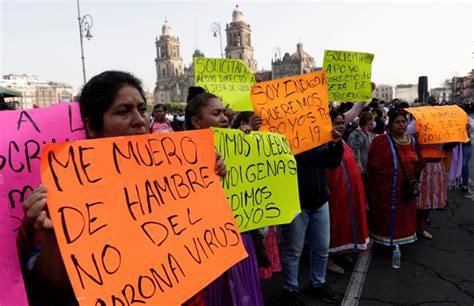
{"left": 1, "top": 0, "right": 473, "bottom": 94}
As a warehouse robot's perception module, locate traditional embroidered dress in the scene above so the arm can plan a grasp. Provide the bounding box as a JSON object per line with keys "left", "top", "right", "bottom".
{"left": 258, "top": 226, "right": 282, "bottom": 279}
{"left": 367, "top": 134, "right": 420, "bottom": 246}
{"left": 326, "top": 142, "right": 369, "bottom": 254}
{"left": 417, "top": 145, "right": 447, "bottom": 210}
{"left": 205, "top": 232, "right": 264, "bottom": 306}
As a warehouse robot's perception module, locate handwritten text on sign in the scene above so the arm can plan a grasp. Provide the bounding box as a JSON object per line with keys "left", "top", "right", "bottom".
{"left": 213, "top": 128, "right": 300, "bottom": 232}
{"left": 194, "top": 57, "right": 256, "bottom": 111}
{"left": 251, "top": 71, "right": 332, "bottom": 155}
{"left": 406, "top": 105, "right": 469, "bottom": 144}
{"left": 0, "top": 103, "right": 86, "bottom": 231}
{"left": 323, "top": 50, "right": 374, "bottom": 102}
{"left": 41, "top": 130, "right": 247, "bottom": 306}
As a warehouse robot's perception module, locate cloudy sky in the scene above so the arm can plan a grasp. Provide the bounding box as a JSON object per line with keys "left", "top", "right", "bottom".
{"left": 1, "top": 0, "right": 472, "bottom": 93}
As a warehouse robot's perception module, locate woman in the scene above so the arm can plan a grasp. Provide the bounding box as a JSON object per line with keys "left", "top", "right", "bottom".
{"left": 367, "top": 109, "right": 423, "bottom": 246}
{"left": 461, "top": 115, "right": 473, "bottom": 192}
{"left": 150, "top": 103, "right": 174, "bottom": 133}
{"left": 416, "top": 144, "right": 447, "bottom": 239}
{"left": 232, "top": 111, "right": 282, "bottom": 280}
{"left": 348, "top": 111, "right": 376, "bottom": 176}
{"left": 185, "top": 93, "right": 264, "bottom": 306}
{"left": 326, "top": 110, "right": 369, "bottom": 274}
{"left": 20, "top": 71, "right": 225, "bottom": 306}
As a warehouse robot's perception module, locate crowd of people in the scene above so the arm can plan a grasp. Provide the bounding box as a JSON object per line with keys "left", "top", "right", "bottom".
{"left": 7, "top": 70, "right": 474, "bottom": 306}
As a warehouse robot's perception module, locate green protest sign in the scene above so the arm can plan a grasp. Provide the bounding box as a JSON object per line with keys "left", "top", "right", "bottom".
{"left": 323, "top": 50, "right": 374, "bottom": 102}
{"left": 194, "top": 57, "right": 256, "bottom": 111}
{"left": 213, "top": 128, "right": 301, "bottom": 232}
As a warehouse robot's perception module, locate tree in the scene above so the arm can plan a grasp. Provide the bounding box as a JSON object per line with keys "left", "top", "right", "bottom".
{"left": 427, "top": 96, "right": 437, "bottom": 104}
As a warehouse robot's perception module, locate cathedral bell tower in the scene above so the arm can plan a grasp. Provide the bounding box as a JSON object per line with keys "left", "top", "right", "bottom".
{"left": 225, "top": 5, "right": 257, "bottom": 72}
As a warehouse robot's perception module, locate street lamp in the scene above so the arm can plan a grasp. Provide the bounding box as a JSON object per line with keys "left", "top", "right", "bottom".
{"left": 273, "top": 47, "right": 281, "bottom": 60}
{"left": 211, "top": 22, "right": 224, "bottom": 59}
{"left": 77, "top": 0, "right": 93, "bottom": 84}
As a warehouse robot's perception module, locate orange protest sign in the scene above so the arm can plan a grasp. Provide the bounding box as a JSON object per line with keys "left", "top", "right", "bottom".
{"left": 40, "top": 129, "right": 247, "bottom": 306}
{"left": 251, "top": 71, "right": 333, "bottom": 154}
{"left": 406, "top": 105, "right": 469, "bottom": 144}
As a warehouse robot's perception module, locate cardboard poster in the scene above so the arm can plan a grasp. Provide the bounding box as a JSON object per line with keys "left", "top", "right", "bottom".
{"left": 323, "top": 50, "right": 374, "bottom": 102}
{"left": 40, "top": 129, "right": 247, "bottom": 305}
{"left": 406, "top": 105, "right": 469, "bottom": 144}
{"left": 251, "top": 71, "right": 332, "bottom": 154}
{"left": 213, "top": 128, "right": 300, "bottom": 232}
{"left": 194, "top": 57, "right": 256, "bottom": 111}
{"left": 0, "top": 103, "right": 86, "bottom": 231}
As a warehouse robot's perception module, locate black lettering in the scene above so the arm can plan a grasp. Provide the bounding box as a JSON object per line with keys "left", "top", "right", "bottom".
{"left": 48, "top": 146, "right": 83, "bottom": 192}
{"left": 141, "top": 221, "right": 169, "bottom": 246}
{"left": 71, "top": 253, "right": 103, "bottom": 289}
{"left": 187, "top": 208, "right": 202, "bottom": 225}
{"left": 59, "top": 206, "right": 85, "bottom": 244}
{"left": 86, "top": 201, "right": 108, "bottom": 236}
{"left": 101, "top": 244, "right": 121, "bottom": 275}
{"left": 17, "top": 111, "right": 40, "bottom": 132}
{"left": 68, "top": 105, "right": 86, "bottom": 133}
{"left": 79, "top": 146, "right": 102, "bottom": 184}
{"left": 8, "top": 185, "right": 33, "bottom": 209}
{"left": 138, "top": 275, "right": 156, "bottom": 299}
{"left": 168, "top": 215, "right": 186, "bottom": 236}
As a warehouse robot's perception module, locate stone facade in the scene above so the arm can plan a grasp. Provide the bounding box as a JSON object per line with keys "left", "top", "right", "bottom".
{"left": 0, "top": 74, "right": 74, "bottom": 109}
{"left": 372, "top": 84, "right": 393, "bottom": 102}
{"left": 271, "top": 43, "right": 317, "bottom": 80}
{"left": 394, "top": 84, "right": 418, "bottom": 103}
{"left": 224, "top": 5, "right": 257, "bottom": 72}
{"left": 153, "top": 20, "right": 199, "bottom": 103}
{"left": 154, "top": 6, "right": 258, "bottom": 103}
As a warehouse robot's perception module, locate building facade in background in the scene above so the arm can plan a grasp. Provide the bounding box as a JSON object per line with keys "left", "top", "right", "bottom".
{"left": 372, "top": 84, "right": 393, "bottom": 102}
{"left": 446, "top": 70, "right": 473, "bottom": 104}
{"left": 153, "top": 21, "right": 200, "bottom": 104}
{"left": 394, "top": 84, "right": 418, "bottom": 103}
{"left": 154, "top": 6, "right": 257, "bottom": 103}
{"left": 225, "top": 5, "right": 257, "bottom": 72}
{"left": 430, "top": 80, "right": 451, "bottom": 103}
{"left": 271, "top": 43, "right": 317, "bottom": 80}
{"left": 0, "top": 74, "right": 74, "bottom": 109}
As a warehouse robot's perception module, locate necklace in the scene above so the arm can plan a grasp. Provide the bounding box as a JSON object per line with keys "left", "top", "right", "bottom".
{"left": 392, "top": 134, "right": 410, "bottom": 145}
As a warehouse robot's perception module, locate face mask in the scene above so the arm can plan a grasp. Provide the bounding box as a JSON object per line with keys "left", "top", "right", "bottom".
{"left": 370, "top": 121, "right": 377, "bottom": 130}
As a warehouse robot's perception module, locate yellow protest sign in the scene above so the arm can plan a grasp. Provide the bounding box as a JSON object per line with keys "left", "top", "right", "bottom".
{"left": 250, "top": 71, "right": 333, "bottom": 155}
{"left": 406, "top": 105, "right": 469, "bottom": 144}
{"left": 323, "top": 50, "right": 374, "bottom": 102}
{"left": 40, "top": 130, "right": 247, "bottom": 306}
{"left": 194, "top": 57, "right": 256, "bottom": 111}
{"left": 213, "top": 128, "right": 301, "bottom": 232}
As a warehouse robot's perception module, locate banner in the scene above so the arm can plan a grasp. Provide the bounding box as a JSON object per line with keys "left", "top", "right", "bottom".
{"left": 250, "top": 71, "right": 332, "bottom": 155}
{"left": 213, "top": 128, "right": 300, "bottom": 232}
{"left": 0, "top": 103, "right": 86, "bottom": 231}
{"left": 194, "top": 57, "right": 256, "bottom": 111}
{"left": 40, "top": 129, "right": 247, "bottom": 305}
{"left": 323, "top": 50, "right": 374, "bottom": 102}
{"left": 0, "top": 202, "right": 28, "bottom": 305}
{"left": 406, "top": 105, "right": 469, "bottom": 144}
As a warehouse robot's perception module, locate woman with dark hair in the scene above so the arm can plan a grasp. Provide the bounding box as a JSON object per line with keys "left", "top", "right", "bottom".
{"left": 150, "top": 103, "right": 173, "bottom": 133}
{"left": 326, "top": 110, "right": 369, "bottom": 274}
{"left": 21, "top": 71, "right": 225, "bottom": 306}
{"left": 185, "top": 93, "right": 264, "bottom": 306}
{"left": 348, "top": 111, "right": 375, "bottom": 175}
{"left": 366, "top": 109, "right": 423, "bottom": 248}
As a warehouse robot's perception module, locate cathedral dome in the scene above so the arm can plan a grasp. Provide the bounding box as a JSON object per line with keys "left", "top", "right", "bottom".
{"left": 291, "top": 43, "right": 313, "bottom": 64}
{"left": 161, "top": 19, "right": 174, "bottom": 36}
{"left": 232, "top": 5, "right": 244, "bottom": 22}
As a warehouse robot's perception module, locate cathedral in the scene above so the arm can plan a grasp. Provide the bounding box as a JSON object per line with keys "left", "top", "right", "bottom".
{"left": 154, "top": 6, "right": 257, "bottom": 103}
{"left": 153, "top": 5, "right": 317, "bottom": 104}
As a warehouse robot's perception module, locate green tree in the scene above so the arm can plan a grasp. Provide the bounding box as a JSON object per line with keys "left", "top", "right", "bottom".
{"left": 427, "top": 96, "right": 437, "bottom": 104}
